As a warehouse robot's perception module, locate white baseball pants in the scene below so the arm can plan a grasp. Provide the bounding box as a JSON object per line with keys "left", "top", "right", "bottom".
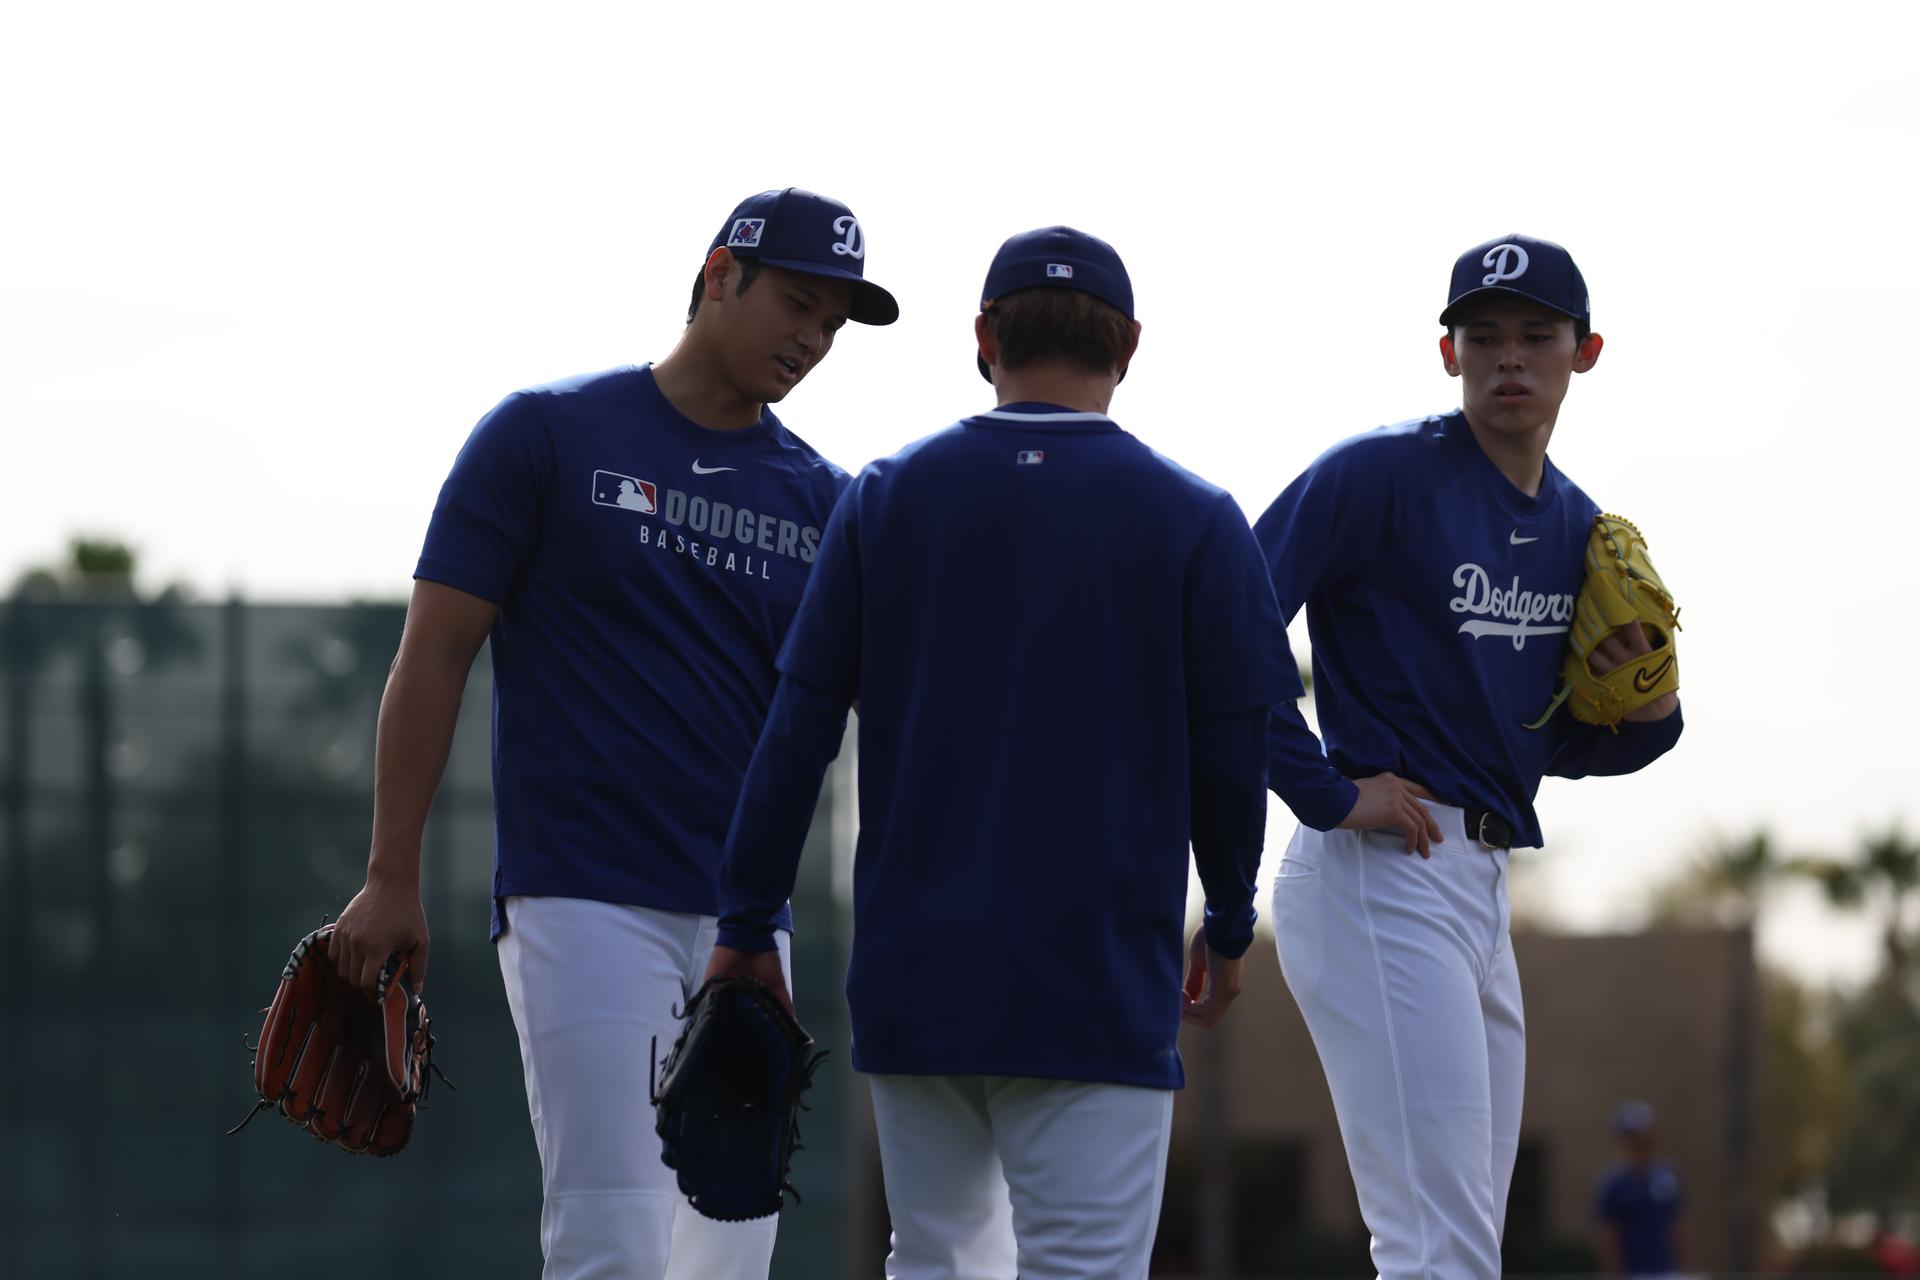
{"left": 496, "top": 895, "right": 792, "bottom": 1280}
{"left": 1271, "top": 808, "right": 1524, "bottom": 1280}
{"left": 867, "top": 1073, "right": 1175, "bottom": 1280}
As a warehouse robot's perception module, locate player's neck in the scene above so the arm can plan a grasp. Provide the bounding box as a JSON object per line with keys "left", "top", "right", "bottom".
{"left": 651, "top": 343, "right": 764, "bottom": 432}
{"left": 1461, "top": 410, "right": 1554, "bottom": 498}
{"left": 993, "top": 364, "right": 1118, "bottom": 416}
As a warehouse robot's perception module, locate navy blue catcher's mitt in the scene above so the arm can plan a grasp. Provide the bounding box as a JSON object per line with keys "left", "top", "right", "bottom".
{"left": 651, "top": 976, "right": 826, "bottom": 1222}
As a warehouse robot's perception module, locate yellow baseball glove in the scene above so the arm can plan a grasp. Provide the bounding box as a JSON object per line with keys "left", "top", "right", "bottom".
{"left": 1527, "top": 514, "right": 1681, "bottom": 731}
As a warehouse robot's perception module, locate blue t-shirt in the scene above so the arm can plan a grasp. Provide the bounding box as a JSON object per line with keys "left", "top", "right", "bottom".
{"left": 1595, "top": 1159, "right": 1682, "bottom": 1274}
{"left": 415, "top": 365, "right": 848, "bottom": 937}
{"left": 1254, "top": 413, "right": 1683, "bottom": 847}
{"left": 721, "top": 404, "right": 1293, "bottom": 1089}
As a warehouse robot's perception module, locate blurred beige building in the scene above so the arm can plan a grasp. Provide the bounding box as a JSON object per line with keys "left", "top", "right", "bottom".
{"left": 1160, "top": 927, "right": 1765, "bottom": 1275}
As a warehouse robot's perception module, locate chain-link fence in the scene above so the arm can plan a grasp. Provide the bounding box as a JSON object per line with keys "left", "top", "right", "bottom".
{"left": 0, "top": 598, "right": 858, "bottom": 1279}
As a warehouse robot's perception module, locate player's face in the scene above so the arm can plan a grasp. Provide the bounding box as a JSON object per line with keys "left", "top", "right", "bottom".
{"left": 1440, "top": 299, "right": 1602, "bottom": 437}
{"left": 715, "top": 264, "right": 855, "bottom": 404}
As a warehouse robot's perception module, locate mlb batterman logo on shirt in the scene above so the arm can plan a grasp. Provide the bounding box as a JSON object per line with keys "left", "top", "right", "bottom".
{"left": 593, "top": 470, "right": 658, "bottom": 513}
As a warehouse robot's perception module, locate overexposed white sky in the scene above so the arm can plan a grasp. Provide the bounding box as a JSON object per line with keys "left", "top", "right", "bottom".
{"left": 4, "top": 2, "right": 1914, "bottom": 986}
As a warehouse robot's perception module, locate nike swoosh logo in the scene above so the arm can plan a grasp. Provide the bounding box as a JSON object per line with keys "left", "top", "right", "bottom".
{"left": 691, "top": 460, "right": 737, "bottom": 475}
{"left": 1509, "top": 530, "right": 1539, "bottom": 545}
{"left": 1632, "top": 654, "right": 1675, "bottom": 693}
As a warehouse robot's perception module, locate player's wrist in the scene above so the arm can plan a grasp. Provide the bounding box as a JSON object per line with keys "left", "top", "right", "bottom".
{"left": 363, "top": 849, "right": 423, "bottom": 891}
{"left": 1200, "top": 905, "right": 1256, "bottom": 960}
{"left": 1621, "top": 693, "right": 1679, "bottom": 723}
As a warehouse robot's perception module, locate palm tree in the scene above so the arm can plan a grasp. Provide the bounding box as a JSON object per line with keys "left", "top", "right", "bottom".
{"left": 1643, "top": 829, "right": 1788, "bottom": 928}
{"left": 1794, "top": 825, "right": 1920, "bottom": 1005}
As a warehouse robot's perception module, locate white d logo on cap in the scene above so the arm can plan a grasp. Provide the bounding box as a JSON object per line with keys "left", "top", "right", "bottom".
{"left": 831, "top": 215, "right": 865, "bottom": 259}
{"left": 1481, "top": 243, "right": 1530, "bottom": 286}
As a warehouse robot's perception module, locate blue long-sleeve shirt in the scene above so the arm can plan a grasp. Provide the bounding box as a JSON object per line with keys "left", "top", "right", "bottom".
{"left": 717, "top": 404, "right": 1293, "bottom": 1088}
{"left": 1255, "top": 413, "right": 1682, "bottom": 846}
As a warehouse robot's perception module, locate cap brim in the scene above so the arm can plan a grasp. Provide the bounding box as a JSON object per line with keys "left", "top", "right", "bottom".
{"left": 757, "top": 257, "right": 899, "bottom": 326}
{"left": 1438, "top": 286, "right": 1584, "bottom": 327}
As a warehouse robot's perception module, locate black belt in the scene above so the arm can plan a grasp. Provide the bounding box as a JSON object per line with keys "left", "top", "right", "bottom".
{"left": 1463, "top": 806, "right": 1514, "bottom": 851}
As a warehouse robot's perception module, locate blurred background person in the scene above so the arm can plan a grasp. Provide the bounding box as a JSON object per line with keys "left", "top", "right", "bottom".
{"left": 1594, "top": 1101, "right": 1684, "bottom": 1278}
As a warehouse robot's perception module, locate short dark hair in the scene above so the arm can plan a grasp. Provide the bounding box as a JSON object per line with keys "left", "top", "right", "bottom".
{"left": 687, "top": 258, "right": 765, "bottom": 324}
{"left": 982, "top": 288, "right": 1134, "bottom": 377}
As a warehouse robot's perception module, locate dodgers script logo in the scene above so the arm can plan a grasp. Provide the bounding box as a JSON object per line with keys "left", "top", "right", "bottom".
{"left": 1481, "top": 243, "right": 1529, "bottom": 286}
{"left": 592, "top": 469, "right": 657, "bottom": 514}
{"left": 729, "top": 218, "right": 766, "bottom": 248}
{"left": 831, "top": 215, "right": 864, "bottom": 259}
{"left": 1450, "top": 562, "right": 1573, "bottom": 650}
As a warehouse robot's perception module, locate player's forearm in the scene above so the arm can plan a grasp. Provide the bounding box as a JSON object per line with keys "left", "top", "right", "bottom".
{"left": 1190, "top": 707, "right": 1267, "bottom": 959}
{"left": 1267, "top": 700, "right": 1361, "bottom": 830}
{"left": 1546, "top": 702, "right": 1684, "bottom": 779}
{"left": 365, "top": 651, "right": 472, "bottom": 886}
{"left": 717, "top": 675, "right": 850, "bottom": 951}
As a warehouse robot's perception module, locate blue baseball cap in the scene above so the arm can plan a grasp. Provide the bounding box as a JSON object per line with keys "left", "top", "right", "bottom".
{"left": 1612, "top": 1101, "right": 1655, "bottom": 1135}
{"left": 707, "top": 188, "right": 898, "bottom": 326}
{"left": 1440, "top": 233, "right": 1589, "bottom": 328}
{"left": 976, "top": 225, "right": 1134, "bottom": 382}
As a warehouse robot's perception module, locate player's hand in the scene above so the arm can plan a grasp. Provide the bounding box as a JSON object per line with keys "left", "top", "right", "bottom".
{"left": 1588, "top": 620, "right": 1653, "bottom": 676}
{"left": 331, "top": 871, "right": 429, "bottom": 999}
{"left": 704, "top": 944, "right": 794, "bottom": 1017}
{"left": 1338, "top": 772, "right": 1443, "bottom": 858}
{"left": 1588, "top": 623, "right": 1680, "bottom": 723}
{"left": 1181, "top": 927, "right": 1243, "bottom": 1030}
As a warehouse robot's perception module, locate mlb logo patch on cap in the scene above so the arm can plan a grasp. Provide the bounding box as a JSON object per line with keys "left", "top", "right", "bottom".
{"left": 1045, "top": 263, "right": 1074, "bottom": 279}
{"left": 728, "top": 219, "right": 766, "bottom": 248}
{"left": 1016, "top": 450, "right": 1045, "bottom": 465}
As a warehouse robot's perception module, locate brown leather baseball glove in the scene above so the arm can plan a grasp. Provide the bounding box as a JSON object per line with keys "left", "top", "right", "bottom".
{"left": 228, "top": 923, "right": 448, "bottom": 1156}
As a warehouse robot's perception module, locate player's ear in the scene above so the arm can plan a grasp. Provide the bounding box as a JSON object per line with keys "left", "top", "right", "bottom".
{"left": 1574, "top": 331, "right": 1604, "bottom": 374}
{"left": 974, "top": 312, "right": 997, "bottom": 371}
{"left": 702, "top": 248, "right": 738, "bottom": 308}
{"left": 1439, "top": 333, "right": 1462, "bottom": 377}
